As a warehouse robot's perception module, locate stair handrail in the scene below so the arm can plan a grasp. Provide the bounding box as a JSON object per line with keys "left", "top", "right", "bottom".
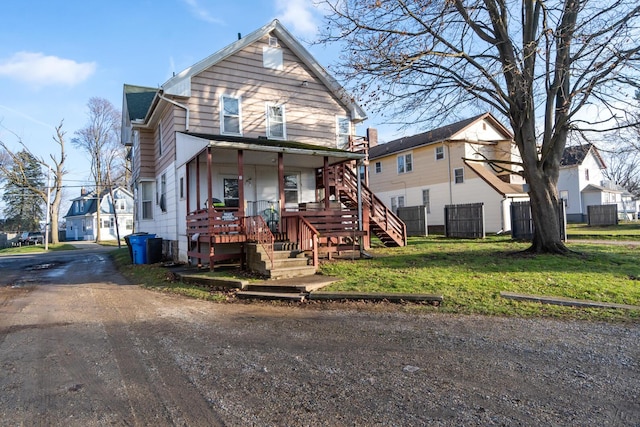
{"left": 245, "top": 215, "right": 274, "bottom": 270}
{"left": 334, "top": 164, "right": 407, "bottom": 246}
{"left": 281, "top": 213, "right": 320, "bottom": 268}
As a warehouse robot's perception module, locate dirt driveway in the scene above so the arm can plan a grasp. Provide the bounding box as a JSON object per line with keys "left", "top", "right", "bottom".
{"left": 0, "top": 249, "right": 638, "bottom": 426}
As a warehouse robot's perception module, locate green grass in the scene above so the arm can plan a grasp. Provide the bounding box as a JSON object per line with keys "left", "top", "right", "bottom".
{"left": 110, "top": 248, "right": 227, "bottom": 302}
{"left": 0, "top": 243, "right": 78, "bottom": 255}
{"left": 319, "top": 235, "right": 640, "bottom": 321}
{"left": 567, "top": 222, "right": 640, "bottom": 239}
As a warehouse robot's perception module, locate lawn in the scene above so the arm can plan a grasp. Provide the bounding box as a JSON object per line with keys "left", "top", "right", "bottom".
{"left": 0, "top": 243, "right": 78, "bottom": 254}
{"left": 319, "top": 235, "right": 640, "bottom": 321}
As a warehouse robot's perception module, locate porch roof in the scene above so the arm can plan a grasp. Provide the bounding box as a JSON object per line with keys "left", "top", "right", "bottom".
{"left": 180, "top": 132, "right": 365, "bottom": 166}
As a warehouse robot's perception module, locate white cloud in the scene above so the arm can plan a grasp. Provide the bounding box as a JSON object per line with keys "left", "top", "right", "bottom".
{"left": 275, "top": 0, "right": 321, "bottom": 37}
{"left": 0, "top": 52, "right": 96, "bottom": 87}
{"left": 182, "top": 0, "right": 224, "bottom": 24}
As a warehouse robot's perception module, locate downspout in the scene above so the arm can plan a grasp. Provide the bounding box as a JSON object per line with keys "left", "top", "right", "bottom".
{"left": 446, "top": 141, "right": 453, "bottom": 204}
{"left": 157, "top": 92, "right": 190, "bottom": 131}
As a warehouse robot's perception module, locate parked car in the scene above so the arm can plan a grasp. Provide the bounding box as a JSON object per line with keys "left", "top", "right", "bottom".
{"left": 18, "top": 231, "right": 44, "bottom": 246}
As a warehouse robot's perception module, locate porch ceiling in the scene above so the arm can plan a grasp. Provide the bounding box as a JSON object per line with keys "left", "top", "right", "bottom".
{"left": 181, "top": 132, "right": 365, "bottom": 168}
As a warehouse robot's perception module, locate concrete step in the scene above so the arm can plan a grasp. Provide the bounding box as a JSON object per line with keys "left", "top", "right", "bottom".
{"left": 236, "top": 290, "right": 306, "bottom": 301}
{"left": 268, "top": 265, "right": 318, "bottom": 280}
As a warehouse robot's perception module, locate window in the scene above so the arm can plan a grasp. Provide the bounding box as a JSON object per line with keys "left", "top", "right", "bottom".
{"left": 267, "top": 104, "right": 286, "bottom": 139}
{"left": 160, "top": 174, "right": 167, "bottom": 212}
{"left": 337, "top": 117, "right": 351, "bottom": 148}
{"left": 179, "top": 177, "right": 184, "bottom": 199}
{"left": 375, "top": 161, "right": 382, "bottom": 174}
{"left": 126, "top": 219, "right": 133, "bottom": 230}
{"left": 584, "top": 169, "right": 589, "bottom": 181}
{"left": 223, "top": 178, "right": 239, "bottom": 207}
{"left": 435, "top": 146, "right": 445, "bottom": 160}
{"left": 397, "top": 153, "right": 413, "bottom": 174}
{"left": 391, "top": 196, "right": 405, "bottom": 213}
{"left": 454, "top": 167, "right": 464, "bottom": 184}
{"left": 422, "top": 189, "right": 431, "bottom": 214}
{"left": 115, "top": 199, "right": 126, "bottom": 211}
{"left": 221, "top": 95, "right": 241, "bottom": 135}
{"left": 157, "top": 123, "right": 163, "bottom": 157}
{"left": 284, "top": 174, "right": 299, "bottom": 205}
{"left": 101, "top": 218, "right": 110, "bottom": 228}
{"left": 269, "top": 36, "right": 279, "bottom": 47}
{"left": 141, "top": 181, "right": 153, "bottom": 220}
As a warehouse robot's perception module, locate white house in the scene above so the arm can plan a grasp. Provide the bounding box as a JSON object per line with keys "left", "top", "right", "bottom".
{"left": 64, "top": 186, "right": 134, "bottom": 241}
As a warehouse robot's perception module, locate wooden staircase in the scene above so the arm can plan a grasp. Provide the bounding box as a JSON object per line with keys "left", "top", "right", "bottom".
{"left": 326, "top": 164, "right": 407, "bottom": 247}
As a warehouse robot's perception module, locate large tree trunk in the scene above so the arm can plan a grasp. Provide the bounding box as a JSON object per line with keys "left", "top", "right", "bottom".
{"left": 513, "top": 113, "right": 569, "bottom": 254}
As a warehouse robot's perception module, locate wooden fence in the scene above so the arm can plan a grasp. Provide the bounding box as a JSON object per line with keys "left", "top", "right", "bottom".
{"left": 587, "top": 204, "right": 618, "bottom": 226}
{"left": 510, "top": 201, "right": 566, "bottom": 241}
{"left": 397, "top": 206, "right": 428, "bottom": 236}
{"left": 444, "top": 203, "right": 485, "bottom": 238}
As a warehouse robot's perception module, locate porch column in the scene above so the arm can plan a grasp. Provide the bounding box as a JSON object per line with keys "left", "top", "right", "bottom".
{"left": 278, "top": 152, "right": 284, "bottom": 214}
{"left": 237, "top": 149, "right": 245, "bottom": 217}
{"left": 196, "top": 153, "right": 201, "bottom": 209}
{"left": 207, "top": 147, "right": 213, "bottom": 210}
{"left": 323, "top": 156, "right": 330, "bottom": 209}
{"left": 186, "top": 161, "right": 190, "bottom": 213}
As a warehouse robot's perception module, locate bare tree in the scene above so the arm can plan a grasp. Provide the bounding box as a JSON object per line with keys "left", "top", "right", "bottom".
{"left": 320, "top": 0, "right": 640, "bottom": 253}
{"left": 0, "top": 122, "right": 67, "bottom": 243}
{"left": 73, "top": 98, "right": 122, "bottom": 242}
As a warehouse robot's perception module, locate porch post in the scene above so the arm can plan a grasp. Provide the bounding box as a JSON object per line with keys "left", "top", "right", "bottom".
{"left": 237, "top": 149, "right": 245, "bottom": 217}
{"left": 323, "top": 156, "right": 330, "bottom": 209}
{"left": 207, "top": 147, "right": 213, "bottom": 210}
{"left": 196, "top": 153, "right": 201, "bottom": 209}
{"left": 186, "top": 161, "right": 190, "bottom": 213}
{"left": 278, "top": 152, "right": 284, "bottom": 214}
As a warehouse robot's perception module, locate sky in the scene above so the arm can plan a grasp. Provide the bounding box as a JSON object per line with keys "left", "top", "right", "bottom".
{"left": 0, "top": 0, "right": 402, "bottom": 207}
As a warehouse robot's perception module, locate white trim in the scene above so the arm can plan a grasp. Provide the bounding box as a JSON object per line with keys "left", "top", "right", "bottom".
{"left": 266, "top": 103, "right": 286, "bottom": 139}
{"left": 220, "top": 95, "right": 242, "bottom": 136}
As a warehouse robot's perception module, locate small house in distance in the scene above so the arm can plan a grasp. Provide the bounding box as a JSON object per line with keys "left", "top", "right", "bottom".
{"left": 368, "top": 113, "right": 529, "bottom": 234}
{"left": 64, "top": 186, "right": 134, "bottom": 241}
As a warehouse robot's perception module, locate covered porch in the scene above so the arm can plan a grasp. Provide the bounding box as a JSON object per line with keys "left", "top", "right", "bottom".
{"left": 179, "top": 133, "right": 369, "bottom": 272}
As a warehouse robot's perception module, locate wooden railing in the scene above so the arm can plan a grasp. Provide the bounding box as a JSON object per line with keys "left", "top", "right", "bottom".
{"left": 281, "top": 214, "right": 319, "bottom": 268}
{"left": 186, "top": 208, "right": 245, "bottom": 238}
{"left": 244, "top": 215, "right": 274, "bottom": 269}
{"left": 330, "top": 164, "right": 407, "bottom": 246}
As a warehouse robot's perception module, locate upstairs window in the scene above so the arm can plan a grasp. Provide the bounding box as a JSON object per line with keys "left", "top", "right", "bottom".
{"left": 267, "top": 104, "right": 286, "bottom": 139}
{"left": 435, "top": 146, "right": 445, "bottom": 160}
{"left": 337, "top": 117, "right": 351, "bottom": 149}
{"left": 157, "top": 122, "right": 163, "bottom": 157}
{"left": 221, "top": 95, "right": 242, "bottom": 135}
{"left": 375, "top": 161, "right": 382, "bottom": 174}
{"left": 584, "top": 169, "right": 589, "bottom": 181}
{"left": 454, "top": 167, "right": 464, "bottom": 184}
{"left": 397, "top": 153, "right": 413, "bottom": 174}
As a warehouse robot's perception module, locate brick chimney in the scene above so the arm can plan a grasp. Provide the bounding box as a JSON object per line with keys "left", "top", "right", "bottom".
{"left": 366, "top": 128, "right": 378, "bottom": 147}
{"left": 81, "top": 187, "right": 87, "bottom": 196}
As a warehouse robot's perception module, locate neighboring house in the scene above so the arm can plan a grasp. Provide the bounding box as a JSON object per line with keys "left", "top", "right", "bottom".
{"left": 121, "top": 20, "right": 406, "bottom": 272}
{"left": 368, "top": 113, "right": 529, "bottom": 234}
{"left": 556, "top": 144, "right": 633, "bottom": 222}
{"left": 64, "top": 187, "right": 134, "bottom": 241}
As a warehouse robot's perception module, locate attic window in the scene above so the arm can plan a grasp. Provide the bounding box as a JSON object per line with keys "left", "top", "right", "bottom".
{"left": 263, "top": 42, "right": 283, "bottom": 71}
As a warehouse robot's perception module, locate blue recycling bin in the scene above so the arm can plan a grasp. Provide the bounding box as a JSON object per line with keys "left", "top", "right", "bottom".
{"left": 129, "top": 234, "right": 156, "bottom": 265}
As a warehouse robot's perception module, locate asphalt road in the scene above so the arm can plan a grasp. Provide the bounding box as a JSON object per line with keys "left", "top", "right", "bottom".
{"left": 0, "top": 246, "right": 638, "bottom": 426}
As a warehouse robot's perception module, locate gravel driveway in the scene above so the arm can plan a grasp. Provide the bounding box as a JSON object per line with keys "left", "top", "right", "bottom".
{"left": 0, "top": 249, "right": 638, "bottom": 426}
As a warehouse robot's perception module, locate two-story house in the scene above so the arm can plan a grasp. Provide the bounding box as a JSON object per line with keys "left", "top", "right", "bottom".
{"left": 368, "top": 113, "right": 529, "bottom": 233}
{"left": 558, "top": 144, "right": 633, "bottom": 222}
{"left": 121, "top": 20, "right": 406, "bottom": 273}
{"left": 64, "top": 186, "right": 134, "bottom": 241}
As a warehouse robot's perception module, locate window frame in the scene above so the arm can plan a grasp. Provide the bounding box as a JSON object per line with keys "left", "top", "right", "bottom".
{"left": 141, "top": 181, "right": 154, "bottom": 220}
{"left": 397, "top": 153, "right": 413, "bottom": 174}
{"left": 422, "top": 189, "right": 431, "bottom": 214}
{"left": 435, "top": 146, "right": 445, "bottom": 161}
{"left": 266, "top": 103, "right": 286, "bottom": 140}
{"left": 220, "top": 95, "right": 242, "bottom": 136}
{"left": 454, "top": 167, "right": 464, "bottom": 184}
{"left": 375, "top": 161, "right": 382, "bottom": 174}
{"left": 336, "top": 116, "right": 351, "bottom": 149}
